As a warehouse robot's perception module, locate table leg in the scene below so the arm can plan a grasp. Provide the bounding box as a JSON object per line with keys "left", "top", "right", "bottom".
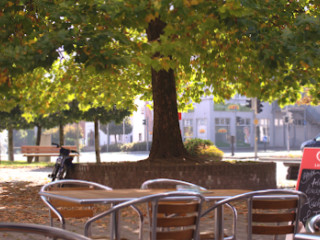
{"left": 110, "top": 204, "right": 121, "bottom": 240}
{"left": 215, "top": 205, "right": 224, "bottom": 240}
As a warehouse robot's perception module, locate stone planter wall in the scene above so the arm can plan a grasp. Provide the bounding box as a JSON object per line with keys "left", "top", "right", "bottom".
{"left": 67, "top": 161, "right": 276, "bottom": 190}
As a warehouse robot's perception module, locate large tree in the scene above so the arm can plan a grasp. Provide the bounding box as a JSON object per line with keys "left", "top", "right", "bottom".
{"left": 1, "top": 1, "right": 319, "bottom": 163}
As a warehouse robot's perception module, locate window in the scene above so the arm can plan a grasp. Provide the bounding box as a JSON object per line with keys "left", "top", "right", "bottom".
{"left": 139, "top": 133, "right": 142, "bottom": 141}
{"left": 236, "top": 118, "right": 251, "bottom": 147}
{"left": 294, "top": 119, "right": 304, "bottom": 126}
{"left": 258, "top": 118, "right": 270, "bottom": 143}
{"left": 183, "top": 119, "right": 193, "bottom": 139}
{"left": 215, "top": 118, "right": 231, "bottom": 147}
{"left": 197, "top": 119, "right": 207, "bottom": 140}
{"left": 274, "top": 118, "right": 284, "bottom": 126}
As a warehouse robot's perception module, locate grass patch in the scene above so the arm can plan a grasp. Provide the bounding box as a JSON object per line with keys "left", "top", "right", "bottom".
{"left": 0, "top": 160, "right": 54, "bottom": 168}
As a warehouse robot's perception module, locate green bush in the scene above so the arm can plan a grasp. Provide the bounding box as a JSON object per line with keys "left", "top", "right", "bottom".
{"left": 121, "top": 142, "right": 152, "bottom": 151}
{"left": 184, "top": 138, "right": 224, "bottom": 161}
{"left": 101, "top": 144, "right": 122, "bottom": 152}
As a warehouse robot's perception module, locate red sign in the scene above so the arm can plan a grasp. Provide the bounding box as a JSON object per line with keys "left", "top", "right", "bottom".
{"left": 178, "top": 112, "right": 181, "bottom": 120}
{"left": 296, "top": 148, "right": 320, "bottom": 189}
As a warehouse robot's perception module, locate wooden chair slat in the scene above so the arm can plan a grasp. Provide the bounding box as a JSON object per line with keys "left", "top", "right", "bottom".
{"left": 158, "top": 202, "right": 199, "bottom": 214}
{"left": 252, "top": 212, "right": 296, "bottom": 222}
{"left": 156, "top": 228, "right": 194, "bottom": 240}
{"left": 50, "top": 209, "right": 94, "bottom": 219}
{"left": 252, "top": 225, "right": 295, "bottom": 235}
{"left": 49, "top": 199, "right": 93, "bottom": 207}
{"left": 157, "top": 216, "right": 197, "bottom": 227}
{"left": 252, "top": 199, "right": 298, "bottom": 209}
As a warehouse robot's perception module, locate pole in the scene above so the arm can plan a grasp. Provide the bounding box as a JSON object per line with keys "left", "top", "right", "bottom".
{"left": 253, "top": 98, "right": 258, "bottom": 160}
{"left": 231, "top": 136, "right": 235, "bottom": 156}
{"left": 144, "top": 103, "right": 149, "bottom": 151}
{"left": 76, "top": 123, "right": 80, "bottom": 163}
{"left": 146, "top": 119, "right": 149, "bottom": 151}
{"left": 122, "top": 119, "right": 125, "bottom": 144}
{"left": 107, "top": 123, "right": 109, "bottom": 152}
{"left": 286, "top": 107, "right": 290, "bottom": 152}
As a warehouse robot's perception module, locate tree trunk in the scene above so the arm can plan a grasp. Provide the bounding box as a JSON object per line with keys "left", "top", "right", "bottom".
{"left": 94, "top": 119, "right": 101, "bottom": 163}
{"left": 114, "top": 134, "right": 117, "bottom": 145}
{"left": 59, "top": 123, "right": 64, "bottom": 146}
{"left": 35, "top": 125, "right": 42, "bottom": 162}
{"left": 8, "top": 127, "right": 14, "bottom": 161}
{"left": 146, "top": 18, "right": 188, "bottom": 162}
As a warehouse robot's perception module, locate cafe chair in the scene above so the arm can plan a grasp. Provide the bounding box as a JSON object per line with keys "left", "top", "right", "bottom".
{"left": 201, "top": 189, "right": 307, "bottom": 240}
{"left": 141, "top": 178, "right": 236, "bottom": 239}
{"left": 0, "top": 222, "right": 91, "bottom": 240}
{"left": 40, "top": 179, "right": 112, "bottom": 238}
{"left": 84, "top": 191, "right": 205, "bottom": 240}
{"left": 140, "top": 178, "right": 207, "bottom": 191}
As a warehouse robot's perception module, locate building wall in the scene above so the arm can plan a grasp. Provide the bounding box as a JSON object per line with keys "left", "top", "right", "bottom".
{"left": 178, "top": 97, "right": 320, "bottom": 149}
{"left": 127, "top": 97, "right": 320, "bottom": 150}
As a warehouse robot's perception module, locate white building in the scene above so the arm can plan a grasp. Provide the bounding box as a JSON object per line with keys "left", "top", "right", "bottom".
{"left": 130, "top": 95, "right": 320, "bottom": 150}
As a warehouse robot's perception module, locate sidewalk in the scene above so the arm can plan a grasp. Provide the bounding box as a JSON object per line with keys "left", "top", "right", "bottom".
{"left": 0, "top": 148, "right": 303, "bottom": 162}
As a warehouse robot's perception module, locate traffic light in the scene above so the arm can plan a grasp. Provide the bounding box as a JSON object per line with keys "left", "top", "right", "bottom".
{"left": 245, "top": 99, "right": 252, "bottom": 109}
{"left": 142, "top": 119, "right": 146, "bottom": 125}
{"left": 257, "top": 99, "right": 263, "bottom": 113}
{"left": 284, "top": 116, "right": 289, "bottom": 123}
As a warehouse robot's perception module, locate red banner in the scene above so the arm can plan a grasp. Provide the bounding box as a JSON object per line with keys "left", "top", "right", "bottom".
{"left": 296, "top": 148, "right": 320, "bottom": 189}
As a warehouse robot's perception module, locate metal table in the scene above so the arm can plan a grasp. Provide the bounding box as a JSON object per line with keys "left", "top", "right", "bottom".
{"left": 39, "top": 188, "right": 248, "bottom": 239}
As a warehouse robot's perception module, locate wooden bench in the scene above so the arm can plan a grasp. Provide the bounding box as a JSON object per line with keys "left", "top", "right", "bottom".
{"left": 21, "top": 145, "right": 79, "bottom": 163}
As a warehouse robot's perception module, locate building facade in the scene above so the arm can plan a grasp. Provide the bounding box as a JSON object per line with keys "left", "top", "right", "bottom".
{"left": 180, "top": 95, "right": 320, "bottom": 150}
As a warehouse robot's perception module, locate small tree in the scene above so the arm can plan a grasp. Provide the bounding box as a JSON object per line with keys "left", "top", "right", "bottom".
{"left": 82, "top": 107, "right": 131, "bottom": 163}
{"left": 101, "top": 118, "right": 133, "bottom": 145}
{"left": 0, "top": 107, "right": 32, "bottom": 161}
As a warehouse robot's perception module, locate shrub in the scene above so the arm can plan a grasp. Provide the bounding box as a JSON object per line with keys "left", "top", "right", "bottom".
{"left": 101, "top": 144, "right": 122, "bottom": 152}
{"left": 184, "top": 138, "right": 224, "bottom": 161}
{"left": 121, "top": 142, "right": 152, "bottom": 152}
{"left": 184, "top": 138, "right": 214, "bottom": 155}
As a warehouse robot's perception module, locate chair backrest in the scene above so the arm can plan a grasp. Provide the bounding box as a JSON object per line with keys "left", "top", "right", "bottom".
{"left": 84, "top": 191, "right": 205, "bottom": 240}
{"left": 140, "top": 178, "right": 207, "bottom": 191}
{"left": 0, "top": 223, "right": 91, "bottom": 240}
{"left": 250, "top": 196, "right": 299, "bottom": 236}
{"left": 201, "top": 189, "right": 307, "bottom": 240}
{"left": 141, "top": 178, "right": 229, "bottom": 239}
{"left": 40, "top": 179, "right": 112, "bottom": 229}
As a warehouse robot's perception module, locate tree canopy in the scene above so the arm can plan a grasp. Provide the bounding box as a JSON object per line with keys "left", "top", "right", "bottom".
{"left": 1, "top": 0, "right": 319, "bottom": 162}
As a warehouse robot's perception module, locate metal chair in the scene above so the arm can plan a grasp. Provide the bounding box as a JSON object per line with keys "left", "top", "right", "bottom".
{"left": 0, "top": 223, "right": 91, "bottom": 240}
{"left": 141, "top": 178, "right": 237, "bottom": 240}
{"left": 40, "top": 179, "right": 112, "bottom": 238}
{"left": 140, "top": 178, "right": 207, "bottom": 191}
{"left": 84, "top": 191, "right": 205, "bottom": 240}
{"left": 201, "top": 189, "right": 307, "bottom": 240}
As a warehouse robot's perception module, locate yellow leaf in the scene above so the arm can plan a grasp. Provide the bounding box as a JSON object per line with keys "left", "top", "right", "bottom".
{"left": 7, "top": 1, "right": 14, "bottom": 7}
{"left": 300, "top": 61, "right": 309, "bottom": 69}
{"left": 145, "top": 13, "right": 156, "bottom": 23}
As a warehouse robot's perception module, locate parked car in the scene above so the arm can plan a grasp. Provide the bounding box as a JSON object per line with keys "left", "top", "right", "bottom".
{"left": 300, "top": 133, "right": 320, "bottom": 151}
